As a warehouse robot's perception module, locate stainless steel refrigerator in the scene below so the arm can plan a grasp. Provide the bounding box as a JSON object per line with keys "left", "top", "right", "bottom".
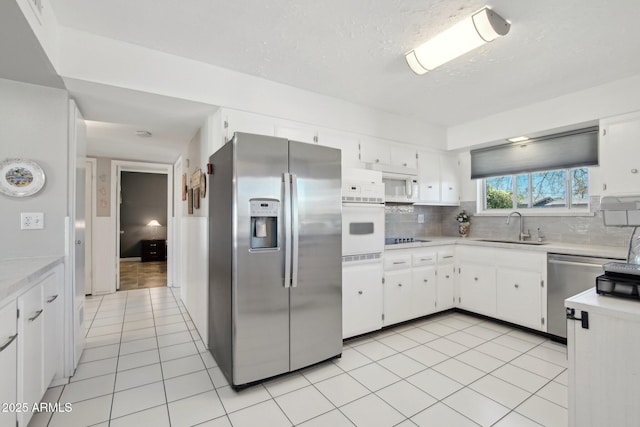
{"left": 208, "top": 132, "right": 342, "bottom": 387}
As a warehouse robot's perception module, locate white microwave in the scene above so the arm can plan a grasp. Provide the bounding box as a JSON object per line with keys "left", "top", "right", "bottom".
{"left": 382, "top": 172, "right": 419, "bottom": 203}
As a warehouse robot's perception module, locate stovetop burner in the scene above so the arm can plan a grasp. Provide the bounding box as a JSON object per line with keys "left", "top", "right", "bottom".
{"left": 385, "top": 237, "right": 431, "bottom": 245}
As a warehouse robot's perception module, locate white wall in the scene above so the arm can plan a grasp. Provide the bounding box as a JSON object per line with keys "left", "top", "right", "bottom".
{"left": 0, "top": 78, "right": 69, "bottom": 258}
{"left": 448, "top": 73, "right": 640, "bottom": 150}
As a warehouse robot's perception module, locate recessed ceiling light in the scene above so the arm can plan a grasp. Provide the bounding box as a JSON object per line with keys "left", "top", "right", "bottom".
{"left": 135, "top": 130, "right": 152, "bottom": 137}
{"left": 507, "top": 136, "right": 529, "bottom": 143}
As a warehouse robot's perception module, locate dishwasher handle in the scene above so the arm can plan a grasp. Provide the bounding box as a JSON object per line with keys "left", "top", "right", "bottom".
{"left": 548, "top": 259, "right": 604, "bottom": 269}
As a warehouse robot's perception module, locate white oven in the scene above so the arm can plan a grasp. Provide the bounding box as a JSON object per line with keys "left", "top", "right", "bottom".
{"left": 342, "top": 180, "right": 385, "bottom": 256}
{"left": 341, "top": 177, "right": 385, "bottom": 338}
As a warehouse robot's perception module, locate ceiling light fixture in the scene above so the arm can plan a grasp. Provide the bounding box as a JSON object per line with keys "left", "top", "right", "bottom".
{"left": 508, "top": 136, "right": 530, "bottom": 143}
{"left": 406, "top": 6, "right": 510, "bottom": 75}
{"left": 135, "top": 130, "right": 152, "bottom": 137}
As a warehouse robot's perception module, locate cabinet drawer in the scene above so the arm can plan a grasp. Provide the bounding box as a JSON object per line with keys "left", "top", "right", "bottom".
{"left": 438, "top": 250, "right": 455, "bottom": 263}
{"left": 384, "top": 254, "right": 412, "bottom": 271}
{"left": 412, "top": 252, "right": 437, "bottom": 267}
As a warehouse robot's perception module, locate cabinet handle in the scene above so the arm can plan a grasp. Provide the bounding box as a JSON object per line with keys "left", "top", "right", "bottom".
{"left": 420, "top": 258, "right": 433, "bottom": 261}
{"left": 423, "top": 279, "right": 428, "bottom": 283}
{"left": 398, "top": 283, "right": 403, "bottom": 287}
{"left": 445, "top": 275, "right": 450, "bottom": 279}
{"left": 514, "top": 284, "right": 519, "bottom": 289}
{"left": 375, "top": 159, "right": 380, "bottom": 163}
{"left": 474, "top": 277, "right": 478, "bottom": 281}
{"left": 428, "top": 185, "right": 433, "bottom": 188}
{"left": 28, "top": 309, "right": 43, "bottom": 322}
{"left": 47, "top": 294, "right": 58, "bottom": 303}
{"left": 403, "top": 163, "right": 407, "bottom": 166}
{"left": 0, "top": 334, "right": 17, "bottom": 352}
{"left": 442, "top": 255, "right": 453, "bottom": 259}
{"left": 358, "top": 291, "right": 363, "bottom": 295}
{"left": 393, "top": 261, "right": 407, "bottom": 265}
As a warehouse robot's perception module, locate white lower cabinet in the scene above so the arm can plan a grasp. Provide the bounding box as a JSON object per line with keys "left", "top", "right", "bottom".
{"left": 382, "top": 247, "right": 456, "bottom": 327}
{"left": 496, "top": 268, "right": 543, "bottom": 330}
{"left": 17, "top": 283, "right": 44, "bottom": 427}
{"left": 458, "top": 263, "right": 497, "bottom": 316}
{"left": 411, "top": 266, "right": 437, "bottom": 318}
{"left": 457, "top": 246, "right": 546, "bottom": 331}
{"left": 383, "top": 268, "right": 414, "bottom": 326}
{"left": 0, "top": 301, "right": 17, "bottom": 427}
{"left": 566, "top": 290, "right": 640, "bottom": 427}
{"left": 436, "top": 263, "right": 455, "bottom": 310}
{"left": 342, "top": 257, "right": 384, "bottom": 339}
{"left": 43, "top": 270, "right": 62, "bottom": 387}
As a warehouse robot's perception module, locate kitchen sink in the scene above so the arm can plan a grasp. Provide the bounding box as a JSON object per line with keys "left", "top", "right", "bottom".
{"left": 476, "top": 238, "right": 550, "bottom": 245}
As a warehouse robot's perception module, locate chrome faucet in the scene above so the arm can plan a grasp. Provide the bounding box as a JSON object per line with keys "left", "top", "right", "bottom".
{"left": 506, "top": 211, "right": 530, "bottom": 241}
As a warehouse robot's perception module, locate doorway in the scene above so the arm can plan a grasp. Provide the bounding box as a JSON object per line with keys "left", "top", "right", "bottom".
{"left": 119, "top": 171, "right": 168, "bottom": 290}
{"left": 112, "top": 160, "right": 173, "bottom": 291}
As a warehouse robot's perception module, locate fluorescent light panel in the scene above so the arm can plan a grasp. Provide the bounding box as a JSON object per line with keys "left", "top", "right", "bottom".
{"left": 406, "top": 7, "right": 510, "bottom": 74}
{"left": 508, "top": 136, "right": 530, "bottom": 143}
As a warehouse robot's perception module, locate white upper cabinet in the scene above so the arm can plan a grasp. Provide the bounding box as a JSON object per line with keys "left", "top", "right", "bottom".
{"left": 359, "top": 137, "right": 391, "bottom": 165}
{"left": 440, "top": 153, "right": 460, "bottom": 205}
{"left": 597, "top": 111, "right": 640, "bottom": 195}
{"left": 275, "top": 123, "right": 317, "bottom": 144}
{"left": 316, "top": 129, "right": 362, "bottom": 170}
{"left": 417, "top": 150, "right": 460, "bottom": 206}
{"left": 224, "top": 109, "right": 276, "bottom": 141}
{"left": 390, "top": 145, "right": 418, "bottom": 169}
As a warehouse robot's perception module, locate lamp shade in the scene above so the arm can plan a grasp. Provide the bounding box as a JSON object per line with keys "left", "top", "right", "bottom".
{"left": 406, "top": 7, "right": 510, "bottom": 74}
{"left": 147, "top": 220, "right": 162, "bottom": 227}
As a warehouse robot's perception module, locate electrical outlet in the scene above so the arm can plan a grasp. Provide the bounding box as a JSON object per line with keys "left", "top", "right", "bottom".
{"left": 21, "top": 212, "right": 44, "bottom": 230}
{"left": 418, "top": 214, "right": 425, "bottom": 224}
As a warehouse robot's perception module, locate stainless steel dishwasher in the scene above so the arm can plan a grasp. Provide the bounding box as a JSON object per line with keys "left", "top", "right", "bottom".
{"left": 547, "top": 253, "right": 624, "bottom": 339}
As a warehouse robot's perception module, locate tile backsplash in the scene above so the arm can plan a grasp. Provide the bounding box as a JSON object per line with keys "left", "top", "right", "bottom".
{"left": 385, "top": 201, "right": 631, "bottom": 248}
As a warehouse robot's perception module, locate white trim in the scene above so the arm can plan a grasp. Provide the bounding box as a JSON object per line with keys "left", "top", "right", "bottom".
{"left": 85, "top": 158, "right": 97, "bottom": 295}
{"left": 110, "top": 160, "right": 174, "bottom": 292}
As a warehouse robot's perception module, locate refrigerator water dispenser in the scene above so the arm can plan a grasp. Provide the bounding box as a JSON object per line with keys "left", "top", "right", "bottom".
{"left": 249, "top": 199, "right": 279, "bottom": 250}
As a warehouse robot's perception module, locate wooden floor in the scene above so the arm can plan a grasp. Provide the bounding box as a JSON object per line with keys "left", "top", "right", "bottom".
{"left": 119, "top": 260, "right": 166, "bottom": 291}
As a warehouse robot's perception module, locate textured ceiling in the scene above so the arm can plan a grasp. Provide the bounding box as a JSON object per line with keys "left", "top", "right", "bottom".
{"left": 49, "top": 0, "right": 640, "bottom": 127}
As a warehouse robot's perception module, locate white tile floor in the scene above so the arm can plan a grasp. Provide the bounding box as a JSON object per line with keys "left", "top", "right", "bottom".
{"left": 29, "top": 287, "right": 568, "bottom": 427}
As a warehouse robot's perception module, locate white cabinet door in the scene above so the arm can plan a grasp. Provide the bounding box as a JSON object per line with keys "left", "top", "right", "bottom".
{"left": 317, "top": 130, "right": 362, "bottom": 170}
{"left": 0, "top": 301, "right": 17, "bottom": 427}
{"left": 440, "top": 154, "right": 460, "bottom": 205}
{"left": 436, "top": 264, "right": 456, "bottom": 310}
{"left": 496, "top": 268, "right": 543, "bottom": 330}
{"left": 43, "top": 269, "right": 62, "bottom": 386}
{"left": 412, "top": 266, "right": 437, "bottom": 317}
{"left": 567, "top": 306, "right": 640, "bottom": 427}
{"left": 342, "top": 259, "right": 383, "bottom": 339}
{"left": 224, "top": 109, "right": 275, "bottom": 141}
{"left": 275, "top": 124, "right": 317, "bottom": 144}
{"left": 390, "top": 145, "right": 417, "bottom": 169}
{"left": 417, "top": 151, "right": 440, "bottom": 202}
{"left": 458, "top": 263, "right": 496, "bottom": 316}
{"left": 360, "top": 137, "right": 391, "bottom": 165}
{"left": 383, "top": 269, "right": 413, "bottom": 326}
{"left": 17, "top": 283, "right": 44, "bottom": 427}
{"left": 598, "top": 114, "right": 640, "bottom": 195}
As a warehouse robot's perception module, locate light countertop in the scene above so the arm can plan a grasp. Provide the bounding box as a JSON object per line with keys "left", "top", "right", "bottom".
{"left": 566, "top": 288, "right": 640, "bottom": 322}
{"left": 385, "top": 236, "right": 627, "bottom": 260}
{"left": 0, "top": 256, "right": 64, "bottom": 301}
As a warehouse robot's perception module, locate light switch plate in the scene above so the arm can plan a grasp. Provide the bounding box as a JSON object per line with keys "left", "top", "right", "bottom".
{"left": 21, "top": 212, "right": 44, "bottom": 230}
{"left": 418, "top": 214, "right": 425, "bottom": 224}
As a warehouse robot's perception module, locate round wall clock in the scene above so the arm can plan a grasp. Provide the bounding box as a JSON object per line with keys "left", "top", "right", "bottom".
{"left": 0, "top": 158, "right": 46, "bottom": 197}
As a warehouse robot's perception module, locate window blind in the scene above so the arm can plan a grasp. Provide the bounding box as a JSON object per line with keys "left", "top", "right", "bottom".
{"left": 470, "top": 126, "right": 599, "bottom": 179}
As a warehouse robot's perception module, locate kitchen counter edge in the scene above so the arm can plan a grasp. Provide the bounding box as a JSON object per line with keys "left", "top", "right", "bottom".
{"left": 0, "top": 256, "right": 64, "bottom": 302}
{"left": 385, "top": 237, "right": 626, "bottom": 260}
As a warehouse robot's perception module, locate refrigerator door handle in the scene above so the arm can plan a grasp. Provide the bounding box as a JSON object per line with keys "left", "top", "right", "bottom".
{"left": 283, "top": 172, "right": 292, "bottom": 288}
{"left": 291, "top": 173, "right": 299, "bottom": 287}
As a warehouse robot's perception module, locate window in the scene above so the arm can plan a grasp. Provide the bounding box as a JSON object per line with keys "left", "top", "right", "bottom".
{"left": 483, "top": 167, "right": 589, "bottom": 211}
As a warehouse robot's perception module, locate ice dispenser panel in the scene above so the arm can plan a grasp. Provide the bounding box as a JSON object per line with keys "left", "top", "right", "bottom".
{"left": 249, "top": 199, "right": 279, "bottom": 250}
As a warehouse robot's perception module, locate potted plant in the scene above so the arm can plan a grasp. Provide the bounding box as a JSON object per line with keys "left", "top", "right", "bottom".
{"left": 456, "top": 210, "right": 471, "bottom": 237}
